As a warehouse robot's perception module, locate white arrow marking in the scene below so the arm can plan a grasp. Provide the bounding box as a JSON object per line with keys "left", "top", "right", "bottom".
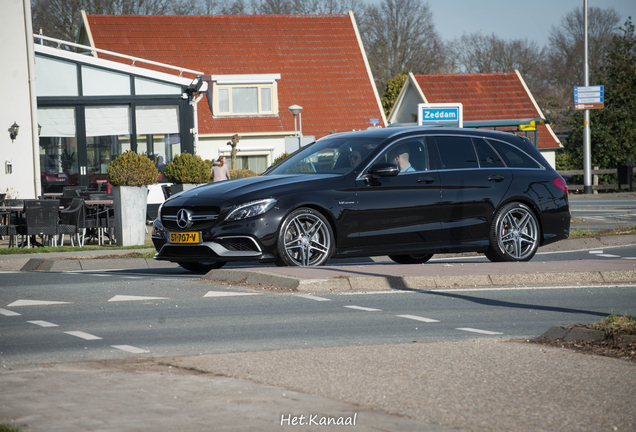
{"left": 65, "top": 331, "right": 102, "bottom": 340}
{"left": 203, "top": 291, "right": 260, "bottom": 297}
{"left": 112, "top": 345, "right": 149, "bottom": 353}
{"left": 28, "top": 320, "right": 58, "bottom": 328}
{"left": 7, "top": 300, "right": 72, "bottom": 307}
{"left": 108, "top": 295, "right": 169, "bottom": 302}
{"left": 397, "top": 314, "right": 440, "bottom": 323}
{"left": 456, "top": 328, "right": 503, "bottom": 335}
{"left": 0, "top": 308, "right": 21, "bottom": 316}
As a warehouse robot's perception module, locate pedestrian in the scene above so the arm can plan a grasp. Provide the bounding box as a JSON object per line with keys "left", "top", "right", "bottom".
{"left": 211, "top": 156, "right": 231, "bottom": 182}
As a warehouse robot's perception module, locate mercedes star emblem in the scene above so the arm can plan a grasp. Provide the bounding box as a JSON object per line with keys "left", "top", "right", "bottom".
{"left": 176, "top": 209, "right": 193, "bottom": 229}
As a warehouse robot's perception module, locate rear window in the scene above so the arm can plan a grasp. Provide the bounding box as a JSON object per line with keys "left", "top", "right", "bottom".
{"left": 487, "top": 139, "right": 542, "bottom": 169}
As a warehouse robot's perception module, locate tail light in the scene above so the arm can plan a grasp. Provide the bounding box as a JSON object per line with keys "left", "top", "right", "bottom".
{"left": 553, "top": 176, "right": 568, "bottom": 193}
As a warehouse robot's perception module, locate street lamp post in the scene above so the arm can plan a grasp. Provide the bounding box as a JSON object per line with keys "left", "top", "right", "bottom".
{"left": 288, "top": 105, "right": 303, "bottom": 149}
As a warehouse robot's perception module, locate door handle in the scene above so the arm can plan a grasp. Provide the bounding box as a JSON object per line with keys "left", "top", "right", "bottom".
{"left": 417, "top": 176, "right": 435, "bottom": 184}
{"left": 488, "top": 175, "right": 504, "bottom": 182}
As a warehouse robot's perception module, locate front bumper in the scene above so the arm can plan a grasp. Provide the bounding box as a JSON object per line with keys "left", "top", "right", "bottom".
{"left": 152, "top": 217, "right": 278, "bottom": 263}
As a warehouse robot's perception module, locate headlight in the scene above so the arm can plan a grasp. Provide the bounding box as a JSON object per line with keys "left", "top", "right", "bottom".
{"left": 225, "top": 198, "right": 277, "bottom": 222}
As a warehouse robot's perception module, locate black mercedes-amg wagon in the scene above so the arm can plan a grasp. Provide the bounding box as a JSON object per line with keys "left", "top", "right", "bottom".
{"left": 152, "top": 127, "right": 570, "bottom": 271}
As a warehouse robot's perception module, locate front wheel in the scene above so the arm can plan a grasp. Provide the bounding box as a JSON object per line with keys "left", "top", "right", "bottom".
{"left": 178, "top": 261, "right": 226, "bottom": 273}
{"left": 388, "top": 254, "right": 433, "bottom": 264}
{"left": 276, "top": 208, "right": 334, "bottom": 267}
{"left": 485, "top": 202, "right": 540, "bottom": 262}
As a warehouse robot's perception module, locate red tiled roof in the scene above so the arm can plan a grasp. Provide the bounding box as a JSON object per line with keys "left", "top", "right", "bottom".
{"left": 85, "top": 14, "right": 383, "bottom": 137}
{"left": 413, "top": 73, "right": 559, "bottom": 149}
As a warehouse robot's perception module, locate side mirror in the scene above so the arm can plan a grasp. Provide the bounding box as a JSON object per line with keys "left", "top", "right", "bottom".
{"left": 367, "top": 162, "right": 399, "bottom": 178}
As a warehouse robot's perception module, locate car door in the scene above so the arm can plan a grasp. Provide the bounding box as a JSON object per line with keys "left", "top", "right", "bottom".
{"left": 353, "top": 137, "right": 442, "bottom": 254}
{"left": 431, "top": 135, "right": 512, "bottom": 246}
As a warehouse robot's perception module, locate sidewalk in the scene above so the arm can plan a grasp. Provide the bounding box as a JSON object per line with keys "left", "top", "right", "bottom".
{"left": 1, "top": 234, "right": 635, "bottom": 431}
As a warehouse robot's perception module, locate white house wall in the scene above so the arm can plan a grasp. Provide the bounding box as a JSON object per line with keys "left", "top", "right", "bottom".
{"left": 1, "top": 0, "right": 39, "bottom": 199}
{"left": 197, "top": 135, "right": 288, "bottom": 168}
{"left": 391, "top": 84, "right": 423, "bottom": 125}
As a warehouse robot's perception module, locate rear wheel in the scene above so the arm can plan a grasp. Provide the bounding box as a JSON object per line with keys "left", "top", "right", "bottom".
{"left": 177, "top": 261, "right": 226, "bottom": 273}
{"left": 276, "top": 207, "right": 334, "bottom": 267}
{"left": 388, "top": 254, "right": 433, "bottom": 264}
{"left": 485, "top": 202, "right": 540, "bottom": 262}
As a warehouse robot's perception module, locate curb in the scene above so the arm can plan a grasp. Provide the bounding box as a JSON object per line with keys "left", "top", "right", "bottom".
{"left": 202, "top": 268, "right": 636, "bottom": 292}
{"left": 20, "top": 257, "right": 177, "bottom": 272}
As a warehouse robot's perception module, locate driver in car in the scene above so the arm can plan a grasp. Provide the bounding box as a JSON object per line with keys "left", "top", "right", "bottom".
{"left": 388, "top": 145, "right": 415, "bottom": 172}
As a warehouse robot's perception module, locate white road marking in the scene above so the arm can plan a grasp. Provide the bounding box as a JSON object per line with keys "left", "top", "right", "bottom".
{"left": 65, "top": 331, "right": 102, "bottom": 340}
{"left": 397, "top": 314, "right": 440, "bottom": 323}
{"left": 89, "top": 274, "right": 112, "bottom": 277}
{"left": 7, "top": 300, "right": 72, "bottom": 307}
{"left": 122, "top": 277, "right": 142, "bottom": 279}
{"left": 109, "top": 295, "right": 169, "bottom": 302}
{"left": 296, "top": 294, "right": 331, "bottom": 301}
{"left": 28, "top": 320, "right": 58, "bottom": 328}
{"left": 597, "top": 254, "right": 620, "bottom": 257}
{"left": 456, "top": 327, "right": 503, "bottom": 335}
{"left": 0, "top": 308, "right": 21, "bottom": 316}
{"left": 589, "top": 250, "right": 603, "bottom": 254}
{"left": 344, "top": 305, "right": 382, "bottom": 312}
{"left": 203, "top": 291, "right": 260, "bottom": 297}
{"left": 112, "top": 345, "right": 149, "bottom": 353}
{"left": 622, "top": 257, "right": 636, "bottom": 260}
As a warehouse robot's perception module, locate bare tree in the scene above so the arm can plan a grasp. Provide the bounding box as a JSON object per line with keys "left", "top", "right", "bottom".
{"left": 546, "top": 6, "right": 621, "bottom": 110}
{"left": 32, "top": 0, "right": 198, "bottom": 43}
{"left": 358, "top": 0, "right": 446, "bottom": 96}
{"left": 227, "top": 134, "right": 241, "bottom": 169}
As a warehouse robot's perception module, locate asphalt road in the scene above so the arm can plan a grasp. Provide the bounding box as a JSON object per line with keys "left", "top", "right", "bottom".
{"left": 569, "top": 194, "right": 636, "bottom": 230}
{"left": 2, "top": 264, "right": 635, "bottom": 367}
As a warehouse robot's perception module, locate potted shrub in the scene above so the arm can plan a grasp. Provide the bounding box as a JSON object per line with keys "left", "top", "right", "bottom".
{"left": 164, "top": 152, "right": 211, "bottom": 193}
{"left": 107, "top": 151, "right": 158, "bottom": 247}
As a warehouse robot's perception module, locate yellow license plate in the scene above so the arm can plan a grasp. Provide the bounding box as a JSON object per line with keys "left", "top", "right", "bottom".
{"left": 168, "top": 232, "right": 201, "bottom": 244}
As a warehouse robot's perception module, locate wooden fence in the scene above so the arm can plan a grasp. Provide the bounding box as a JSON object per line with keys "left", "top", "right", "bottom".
{"left": 557, "top": 167, "right": 635, "bottom": 192}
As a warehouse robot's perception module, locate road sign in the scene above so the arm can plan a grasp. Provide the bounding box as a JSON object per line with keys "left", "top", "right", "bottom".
{"left": 369, "top": 118, "right": 379, "bottom": 124}
{"left": 574, "top": 85, "right": 604, "bottom": 110}
{"left": 418, "top": 103, "right": 463, "bottom": 127}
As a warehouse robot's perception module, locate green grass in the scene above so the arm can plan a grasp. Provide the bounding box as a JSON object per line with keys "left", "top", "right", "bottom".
{"left": 0, "top": 424, "right": 22, "bottom": 432}
{"left": 0, "top": 243, "right": 154, "bottom": 255}
{"left": 568, "top": 225, "right": 636, "bottom": 239}
{"left": 588, "top": 314, "right": 636, "bottom": 338}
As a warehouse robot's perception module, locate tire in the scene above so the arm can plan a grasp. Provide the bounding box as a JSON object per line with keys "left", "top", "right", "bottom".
{"left": 388, "top": 254, "right": 433, "bottom": 264}
{"left": 177, "top": 261, "right": 226, "bottom": 273}
{"left": 276, "top": 207, "right": 334, "bottom": 267}
{"left": 485, "top": 202, "right": 540, "bottom": 262}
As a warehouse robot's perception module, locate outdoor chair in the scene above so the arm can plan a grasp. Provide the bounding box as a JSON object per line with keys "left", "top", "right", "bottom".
{"left": 58, "top": 197, "right": 84, "bottom": 247}
{"left": 18, "top": 199, "right": 60, "bottom": 248}
{"left": 0, "top": 221, "right": 18, "bottom": 247}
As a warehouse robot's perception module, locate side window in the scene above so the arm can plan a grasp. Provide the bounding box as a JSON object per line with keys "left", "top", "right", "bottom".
{"left": 487, "top": 139, "right": 541, "bottom": 169}
{"left": 473, "top": 138, "right": 505, "bottom": 168}
{"left": 379, "top": 139, "right": 428, "bottom": 173}
{"left": 434, "top": 136, "right": 478, "bottom": 169}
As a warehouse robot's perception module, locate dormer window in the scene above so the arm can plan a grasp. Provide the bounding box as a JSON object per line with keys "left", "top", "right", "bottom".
{"left": 209, "top": 74, "right": 280, "bottom": 116}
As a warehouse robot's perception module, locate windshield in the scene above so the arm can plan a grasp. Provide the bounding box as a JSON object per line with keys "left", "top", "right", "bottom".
{"left": 266, "top": 136, "right": 384, "bottom": 175}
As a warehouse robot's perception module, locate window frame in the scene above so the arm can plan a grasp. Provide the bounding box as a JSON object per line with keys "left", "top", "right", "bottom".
{"left": 210, "top": 75, "right": 280, "bottom": 117}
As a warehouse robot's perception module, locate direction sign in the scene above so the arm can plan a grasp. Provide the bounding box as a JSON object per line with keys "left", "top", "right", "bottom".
{"left": 574, "top": 85, "right": 604, "bottom": 110}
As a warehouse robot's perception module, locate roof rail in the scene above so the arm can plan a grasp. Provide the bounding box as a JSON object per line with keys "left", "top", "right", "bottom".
{"left": 33, "top": 34, "right": 204, "bottom": 77}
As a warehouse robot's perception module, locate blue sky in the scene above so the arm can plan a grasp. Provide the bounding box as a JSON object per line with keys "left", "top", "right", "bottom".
{"left": 427, "top": 0, "right": 636, "bottom": 47}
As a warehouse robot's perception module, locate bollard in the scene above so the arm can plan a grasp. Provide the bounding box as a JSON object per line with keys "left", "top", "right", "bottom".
{"left": 617, "top": 161, "right": 633, "bottom": 192}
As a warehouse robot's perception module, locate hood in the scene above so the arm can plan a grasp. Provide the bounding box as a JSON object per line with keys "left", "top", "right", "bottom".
{"left": 167, "top": 174, "right": 344, "bottom": 206}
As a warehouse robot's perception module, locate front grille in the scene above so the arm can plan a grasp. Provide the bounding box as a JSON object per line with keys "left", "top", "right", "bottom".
{"left": 217, "top": 237, "right": 260, "bottom": 252}
{"left": 162, "top": 206, "right": 221, "bottom": 232}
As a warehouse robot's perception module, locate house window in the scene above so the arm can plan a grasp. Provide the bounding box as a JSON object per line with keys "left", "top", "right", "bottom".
{"left": 211, "top": 74, "right": 280, "bottom": 116}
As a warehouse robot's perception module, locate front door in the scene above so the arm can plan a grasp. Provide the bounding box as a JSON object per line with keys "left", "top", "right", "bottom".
{"left": 354, "top": 137, "right": 442, "bottom": 255}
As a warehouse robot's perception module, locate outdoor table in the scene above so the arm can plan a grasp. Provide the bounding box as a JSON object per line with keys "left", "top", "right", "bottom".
{"left": 84, "top": 200, "right": 114, "bottom": 245}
